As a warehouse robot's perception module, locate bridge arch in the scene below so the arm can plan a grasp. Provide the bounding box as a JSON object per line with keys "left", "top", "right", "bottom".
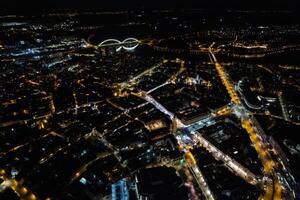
{"left": 122, "top": 38, "right": 140, "bottom": 51}
{"left": 122, "top": 38, "right": 139, "bottom": 43}
{"left": 97, "top": 38, "right": 140, "bottom": 51}
{"left": 98, "top": 39, "right": 121, "bottom": 47}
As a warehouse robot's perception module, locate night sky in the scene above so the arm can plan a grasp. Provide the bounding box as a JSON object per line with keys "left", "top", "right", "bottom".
{"left": 0, "top": 0, "right": 299, "bottom": 12}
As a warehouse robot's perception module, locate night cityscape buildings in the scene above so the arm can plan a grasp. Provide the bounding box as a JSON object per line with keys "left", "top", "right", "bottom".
{"left": 0, "top": 1, "right": 300, "bottom": 200}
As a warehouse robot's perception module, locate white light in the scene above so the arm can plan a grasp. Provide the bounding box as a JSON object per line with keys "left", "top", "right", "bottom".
{"left": 80, "top": 177, "right": 87, "bottom": 185}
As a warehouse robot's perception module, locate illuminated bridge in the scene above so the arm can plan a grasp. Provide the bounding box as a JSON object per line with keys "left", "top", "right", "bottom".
{"left": 97, "top": 38, "right": 140, "bottom": 51}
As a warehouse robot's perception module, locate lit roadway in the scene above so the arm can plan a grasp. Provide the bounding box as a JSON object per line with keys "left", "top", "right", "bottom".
{"left": 128, "top": 50, "right": 295, "bottom": 199}
{"left": 186, "top": 160, "right": 215, "bottom": 200}
{"left": 208, "top": 49, "right": 295, "bottom": 199}
{"left": 114, "top": 59, "right": 185, "bottom": 97}
{"left": 0, "top": 169, "right": 37, "bottom": 200}
{"left": 115, "top": 61, "right": 164, "bottom": 96}
{"left": 124, "top": 58, "right": 264, "bottom": 198}
{"left": 132, "top": 90, "right": 261, "bottom": 199}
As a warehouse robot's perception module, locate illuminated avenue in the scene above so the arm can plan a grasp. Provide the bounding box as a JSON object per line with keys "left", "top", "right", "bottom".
{"left": 0, "top": 9, "right": 300, "bottom": 200}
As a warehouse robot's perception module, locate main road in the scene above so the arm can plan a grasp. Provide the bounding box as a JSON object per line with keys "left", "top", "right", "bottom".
{"left": 132, "top": 90, "right": 261, "bottom": 194}
{"left": 208, "top": 48, "right": 295, "bottom": 200}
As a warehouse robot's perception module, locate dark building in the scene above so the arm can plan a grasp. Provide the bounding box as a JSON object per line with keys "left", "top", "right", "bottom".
{"left": 135, "top": 167, "right": 188, "bottom": 200}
